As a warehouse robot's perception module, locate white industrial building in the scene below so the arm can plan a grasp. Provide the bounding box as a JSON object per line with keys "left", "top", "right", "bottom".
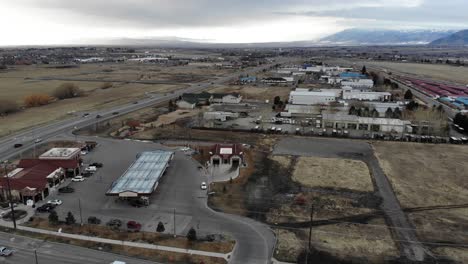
{"left": 341, "top": 79, "right": 374, "bottom": 89}
{"left": 342, "top": 88, "right": 391, "bottom": 101}
{"left": 289, "top": 89, "right": 336, "bottom": 105}
{"left": 322, "top": 113, "right": 412, "bottom": 134}
{"left": 211, "top": 93, "right": 243, "bottom": 104}
{"left": 204, "top": 111, "right": 239, "bottom": 121}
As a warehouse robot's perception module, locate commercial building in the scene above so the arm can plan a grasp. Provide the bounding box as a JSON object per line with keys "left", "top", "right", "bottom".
{"left": 262, "top": 77, "right": 294, "bottom": 84}
{"left": 0, "top": 161, "right": 66, "bottom": 204}
{"left": 239, "top": 76, "right": 257, "bottom": 84}
{"left": 322, "top": 113, "right": 412, "bottom": 134}
{"left": 39, "top": 147, "right": 81, "bottom": 161}
{"left": 342, "top": 88, "right": 390, "bottom": 101}
{"left": 289, "top": 89, "right": 336, "bottom": 105}
{"left": 341, "top": 79, "right": 374, "bottom": 89}
{"left": 211, "top": 93, "right": 243, "bottom": 104}
{"left": 204, "top": 111, "right": 239, "bottom": 121}
{"left": 210, "top": 144, "right": 243, "bottom": 166}
{"left": 106, "top": 150, "right": 174, "bottom": 198}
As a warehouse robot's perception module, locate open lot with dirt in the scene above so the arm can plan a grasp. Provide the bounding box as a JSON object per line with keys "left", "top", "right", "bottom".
{"left": 209, "top": 84, "right": 292, "bottom": 101}
{"left": 292, "top": 156, "right": 373, "bottom": 192}
{"left": 355, "top": 60, "right": 468, "bottom": 84}
{"left": 373, "top": 141, "right": 468, "bottom": 262}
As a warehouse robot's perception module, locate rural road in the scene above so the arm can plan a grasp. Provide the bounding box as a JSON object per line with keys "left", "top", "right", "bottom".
{"left": 0, "top": 232, "right": 159, "bottom": 264}
{"left": 273, "top": 137, "right": 427, "bottom": 261}
{"left": 0, "top": 62, "right": 286, "bottom": 263}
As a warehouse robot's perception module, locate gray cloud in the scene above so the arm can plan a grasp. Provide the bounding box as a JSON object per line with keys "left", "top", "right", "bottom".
{"left": 6, "top": 0, "right": 468, "bottom": 34}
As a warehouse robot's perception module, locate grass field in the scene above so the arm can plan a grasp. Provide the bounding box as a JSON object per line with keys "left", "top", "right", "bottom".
{"left": 373, "top": 141, "right": 468, "bottom": 261}
{"left": 292, "top": 157, "right": 374, "bottom": 192}
{"left": 0, "top": 62, "right": 235, "bottom": 137}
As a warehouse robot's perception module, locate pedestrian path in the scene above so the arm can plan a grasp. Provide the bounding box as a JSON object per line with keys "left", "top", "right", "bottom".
{"left": 0, "top": 218, "right": 230, "bottom": 260}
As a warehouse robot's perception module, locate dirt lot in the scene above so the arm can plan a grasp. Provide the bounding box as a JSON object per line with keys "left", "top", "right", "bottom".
{"left": 209, "top": 84, "right": 292, "bottom": 101}
{"left": 373, "top": 141, "right": 468, "bottom": 261}
{"left": 358, "top": 61, "right": 468, "bottom": 84}
{"left": 292, "top": 156, "right": 374, "bottom": 192}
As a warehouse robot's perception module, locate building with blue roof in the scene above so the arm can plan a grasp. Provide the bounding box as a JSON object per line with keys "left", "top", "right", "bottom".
{"left": 339, "top": 72, "right": 368, "bottom": 79}
{"left": 455, "top": 97, "right": 468, "bottom": 108}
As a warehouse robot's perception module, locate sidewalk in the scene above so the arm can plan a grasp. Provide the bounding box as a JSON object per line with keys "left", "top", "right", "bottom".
{"left": 0, "top": 219, "right": 230, "bottom": 260}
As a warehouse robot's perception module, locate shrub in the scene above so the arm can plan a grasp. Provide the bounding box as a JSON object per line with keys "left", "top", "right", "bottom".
{"left": 100, "top": 82, "right": 113, "bottom": 89}
{"left": 0, "top": 100, "right": 19, "bottom": 115}
{"left": 24, "top": 94, "right": 52, "bottom": 107}
{"left": 156, "top": 221, "right": 165, "bottom": 232}
{"left": 48, "top": 211, "right": 59, "bottom": 225}
{"left": 65, "top": 211, "right": 76, "bottom": 225}
{"left": 187, "top": 227, "right": 197, "bottom": 241}
{"left": 53, "top": 83, "right": 82, "bottom": 99}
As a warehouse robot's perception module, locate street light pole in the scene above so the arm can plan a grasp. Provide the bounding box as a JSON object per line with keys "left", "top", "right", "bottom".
{"left": 3, "top": 160, "right": 17, "bottom": 230}
{"left": 78, "top": 198, "right": 83, "bottom": 226}
{"left": 34, "top": 249, "right": 39, "bottom": 264}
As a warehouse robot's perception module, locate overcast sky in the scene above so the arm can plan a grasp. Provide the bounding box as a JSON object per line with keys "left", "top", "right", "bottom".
{"left": 0, "top": 0, "right": 467, "bottom": 45}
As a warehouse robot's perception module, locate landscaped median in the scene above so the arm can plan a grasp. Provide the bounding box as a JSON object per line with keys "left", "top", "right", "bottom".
{"left": 6, "top": 217, "right": 234, "bottom": 264}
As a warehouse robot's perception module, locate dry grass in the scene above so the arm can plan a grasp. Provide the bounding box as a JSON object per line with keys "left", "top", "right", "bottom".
{"left": 373, "top": 141, "right": 468, "bottom": 261}
{"left": 26, "top": 217, "right": 234, "bottom": 254}
{"left": 362, "top": 61, "right": 468, "bottom": 84}
{"left": 433, "top": 247, "right": 468, "bottom": 264}
{"left": 274, "top": 229, "right": 304, "bottom": 262}
{"left": 147, "top": 109, "right": 202, "bottom": 128}
{"left": 292, "top": 157, "right": 374, "bottom": 192}
{"left": 209, "top": 84, "right": 292, "bottom": 101}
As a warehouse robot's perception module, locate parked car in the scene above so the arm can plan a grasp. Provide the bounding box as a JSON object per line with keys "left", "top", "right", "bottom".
{"left": 106, "top": 219, "right": 122, "bottom": 230}
{"left": 0, "top": 247, "right": 13, "bottom": 257}
{"left": 96, "top": 114, "right": 102, "bottom": 118}
{"left": 71, "top": 176, "right": 85, "bottom": 182}
{"left": 82, "top": 171, "right": 94, "bottom": 177}
{"left": 80, "top": 151, "right": 88, "bottom": 155}
{"left": 90, "top": 162, "right": 103, "bottom": 168}
{"left": 129, "top": 199, "right": 145, "bottom": 208}
{"left": 85, "top": 166, "right": 97, "bottom": 173}
{"left": 82, "top": 113, "right": 89, "bottom": 117}
{"left": 58, "top": 186, "right": 74, "bottom": 193}
{"left": 112, "top": 112, "right": 119, "bottom": 115}
{"left": 200, "top": 182, "right": 207, "bottom": 190}
{"left": 126, "top": 221, "right": 142, "bottom": 232}
{"left": 88, "top": 216, "right": 101, "bottom": 225}
{"left": 13, "top": 143, "right": 23, "bottom": 148}
{"left": 36, "top": 204, "right": 56, "bottom": 213}
{"left": 35, "top": 138, "right": 42, "bottom": 143}
{"left": 47, "top": 199, "right": 62, "bottom": 206}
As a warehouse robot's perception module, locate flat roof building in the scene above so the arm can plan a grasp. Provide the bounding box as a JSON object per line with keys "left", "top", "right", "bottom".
{"left": 39, "top": 148, "right": 81, "bottom": 160}
{"left": 106, "top": 150, "right": 174, "bottom": 197}
{"left": 289, "top": 90, "right": 336, "bottom": 105}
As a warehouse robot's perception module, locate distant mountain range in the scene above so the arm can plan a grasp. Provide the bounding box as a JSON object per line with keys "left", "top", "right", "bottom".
{"left": 429, "top": 30, "right": 468, "bottom": 46}
{"left": 319, "top": 29, "right": 455, "bottom": 45}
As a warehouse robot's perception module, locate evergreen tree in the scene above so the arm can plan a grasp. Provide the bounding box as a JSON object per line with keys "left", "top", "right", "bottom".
{"left": 187, "top": 227, "right": 197, "bottom": 241}
{"left": 49, "top": 211, "right": 59, "bottom": 225}
{"left": 404, "top": 90, "right": 413, "bottom": 100}
{"left": 65, "top": 211, "right": 76, "bottom": 225}
{"left": 156, "top": 221, "right": 165, "bottom": 232}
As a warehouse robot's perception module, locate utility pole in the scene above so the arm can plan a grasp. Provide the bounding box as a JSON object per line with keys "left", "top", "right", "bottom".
{"left": 3, "top": 160, "right": 17, "bottom": 230}
{"left": 34, "top": 249, "right": 39, "bottom": 264}
{"left": 306, "top": 204, "right": 314, "bottom": 264}
{"left": 78, "top": 198, "right": 83, "bottom": 226}
{"left": 173, "top": 208, "right": 176, "bottom": 237}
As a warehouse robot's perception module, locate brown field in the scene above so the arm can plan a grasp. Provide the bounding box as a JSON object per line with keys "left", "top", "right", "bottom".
{"left": 360, "top": 61, "right": 468, "bottom": 84}
{"left": 292, "top": 156, "right": 374, "bottom": 192}
{"left": 373, "top": 142, "right": 468, "bottom": 261}
{"left": 209, "top": 84, "right": 292, "bottom": 101}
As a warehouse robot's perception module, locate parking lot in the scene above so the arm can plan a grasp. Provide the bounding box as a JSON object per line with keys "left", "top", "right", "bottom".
{"left": 36, "top": 137, "right": 208, "bottom": 235}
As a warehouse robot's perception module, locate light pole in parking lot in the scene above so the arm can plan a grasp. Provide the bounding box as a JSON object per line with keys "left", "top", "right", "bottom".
{"left": 2, "top": 160, "right": 17, "bottom": 230}
{"left": 74, "top": 126, "right": 78, "bottom": 142}
{"left": 78, "top": 198, "right": 83, "bottom": 226}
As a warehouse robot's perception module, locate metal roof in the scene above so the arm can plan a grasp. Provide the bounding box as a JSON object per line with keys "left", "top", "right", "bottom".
{"left": 106, "top": 150, "right": 173, "bottom": 195}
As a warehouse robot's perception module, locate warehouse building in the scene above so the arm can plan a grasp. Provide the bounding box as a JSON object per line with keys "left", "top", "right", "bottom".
{"left": 322, "top": 113, "right": 412, "bottom": 134}
{"left": 106, "top": 150, "right": 174, "bottom": 198}
{"left": 342, "top": 88, "right": 391, "bottom": 101}
{"left": 289, "top": 89, "right": 336, "bottom": 105}
{"left": 341, "top": 79, "right": 374, "bottom": 89}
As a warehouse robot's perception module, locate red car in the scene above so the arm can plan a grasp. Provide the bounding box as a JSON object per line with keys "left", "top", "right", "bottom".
{"left": 126, "top": 221, "right": 141, "bottom": 232}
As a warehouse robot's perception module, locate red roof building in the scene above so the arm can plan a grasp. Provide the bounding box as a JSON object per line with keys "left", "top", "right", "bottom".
{"left": 210, "top": 144, "right": 243, "bottom": 166}
{"left": 0, "top": 159, "right": 69, "bottom": 204}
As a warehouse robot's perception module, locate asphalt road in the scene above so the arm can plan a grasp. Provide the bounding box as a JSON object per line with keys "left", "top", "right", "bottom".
{"left": 0, "top": 61, "right": 280, "bottom": 162}
{"left": 273, "top": 137, "right": 427, "bottom": 261}
{"left": 0, "top": 62, "right": 284, "bottom": 264}
{"left": 0, "top": 232, "right": 159, "bottom": 264}
{"left": 42, "top": 135, "right": 275, "bottom": 264}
